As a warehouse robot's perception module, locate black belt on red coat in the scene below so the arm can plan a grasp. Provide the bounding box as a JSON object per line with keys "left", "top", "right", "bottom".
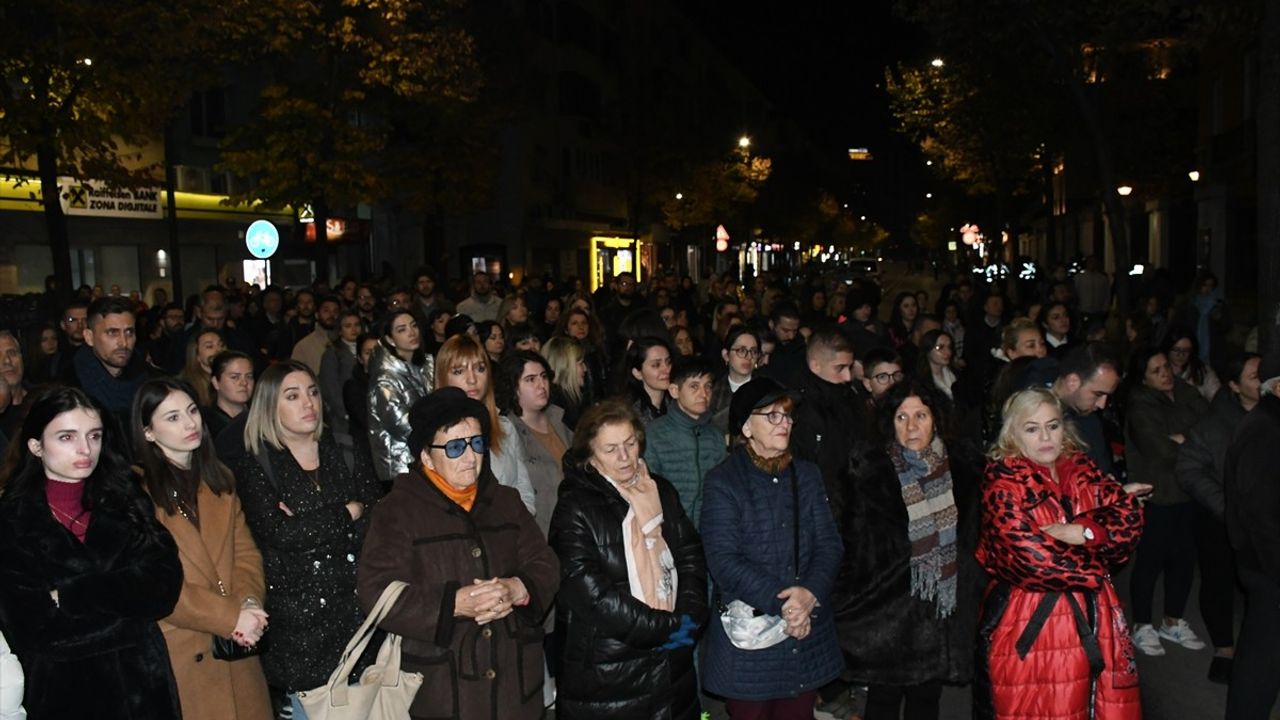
{"left": 1013, "top": 588, "right": 1106, "bottom": 678}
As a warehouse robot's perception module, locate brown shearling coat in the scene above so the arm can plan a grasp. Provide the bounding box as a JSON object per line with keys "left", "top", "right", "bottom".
{"left": 152, "top": 481, "right": 273, "bottom": 720}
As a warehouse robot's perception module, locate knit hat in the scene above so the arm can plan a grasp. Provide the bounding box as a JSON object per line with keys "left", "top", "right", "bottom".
{"left": 729, "top": 377, "right": 793, "bottom": 437}
{"left": 406, "top": 387, "right": 491, "bottom": 459}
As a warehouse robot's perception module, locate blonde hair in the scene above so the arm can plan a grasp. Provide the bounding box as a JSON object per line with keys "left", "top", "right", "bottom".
{"left": 243, "top": 360, "right": 323, "bottom": 455}
{"left": 1001, "top": 318, "right": 1041, "bottom": 353}
{"left": 434, "top": 335, "right": 506, "bottom": 454}
{"left": 544, "top": 336, "right": 585, "bottom": 404}
{"left": 989, "top": 387, "right": 1085, "bottom": 461}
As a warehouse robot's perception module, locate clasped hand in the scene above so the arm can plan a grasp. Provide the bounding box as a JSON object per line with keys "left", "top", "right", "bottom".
{"left": 777, "top": 585, "right": 817, "bottom": 640}
{"left": 232, "top": 606, "right": 269, "bottom": 647}
{"left": 455, "top": 577, "right": 529, "bottom": 625}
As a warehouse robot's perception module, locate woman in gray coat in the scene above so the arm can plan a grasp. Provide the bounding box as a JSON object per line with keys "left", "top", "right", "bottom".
{"left": 367, "top": 310, "right": 434, "bottom": 482}
{"left": 499, "top": 351, "right": 573, "bottom": 536}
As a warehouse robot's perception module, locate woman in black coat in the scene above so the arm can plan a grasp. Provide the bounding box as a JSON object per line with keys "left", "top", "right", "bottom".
{"left": 0, "top": 386, "right": 184, "bottom": 719}
{"left": 549, "top": 399, "right": 707, "bottom": 720}
{"left": 234, "top": 361, "right": 384, "bottom": 710}
{"left": 832, "top": 381, "right": 984, "bottom": 720}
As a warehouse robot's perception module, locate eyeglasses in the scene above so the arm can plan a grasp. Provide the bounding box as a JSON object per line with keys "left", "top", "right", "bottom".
{"left": 729, "top": 346, "right": 761, "bottom": 358}
{"left": 1169, "top": 346, "right": 1192, "bottom": 355}
{"left": 872, "top": 371, "right": 906, "bottom": 384}
{"left": 428, "top": 435, "right": 488, "bottom": 459}
{"left": 751, "top": 411, "right": 794, "bottom": 425}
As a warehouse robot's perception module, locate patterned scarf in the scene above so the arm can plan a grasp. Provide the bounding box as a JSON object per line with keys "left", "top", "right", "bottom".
{"left": 889, "top": 435, "right": 958, "bottom": 618}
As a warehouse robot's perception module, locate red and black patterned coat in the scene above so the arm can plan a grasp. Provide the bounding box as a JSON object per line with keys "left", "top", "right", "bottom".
{"left": 974, "top": 452, "right": 1144, "bottom": 720}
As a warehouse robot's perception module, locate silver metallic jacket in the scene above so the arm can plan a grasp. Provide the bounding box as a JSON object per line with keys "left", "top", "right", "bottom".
{"left": 366, "top": 344, "right": 434, "bottom": 482}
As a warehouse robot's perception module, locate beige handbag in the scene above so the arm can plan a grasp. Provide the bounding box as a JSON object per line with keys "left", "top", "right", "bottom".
{"left": 298, "top": 581, "right": 424, "bottom": 720}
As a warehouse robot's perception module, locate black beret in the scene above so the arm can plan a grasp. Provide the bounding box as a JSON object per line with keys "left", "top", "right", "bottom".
{"left": 729, "top": 377, "right": 794, "bottom": 438}
{"left": 406, "top": 387, "right": 491, "bottom": 459}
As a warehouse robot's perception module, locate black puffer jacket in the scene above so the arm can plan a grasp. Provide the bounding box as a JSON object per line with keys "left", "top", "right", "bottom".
{"left": 549, "top": 459, "right": 708, "bottom": 720}
{"left": 791, "top": 370, "right": 872, "bottom": 521}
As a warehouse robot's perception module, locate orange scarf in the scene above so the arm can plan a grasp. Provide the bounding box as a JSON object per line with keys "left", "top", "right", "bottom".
{"left": 424, "top": 464, "right": 477, "bottom": 511}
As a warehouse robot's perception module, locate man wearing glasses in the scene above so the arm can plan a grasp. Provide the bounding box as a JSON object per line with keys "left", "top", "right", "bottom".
{"left": 860, "top": 347, "right": 905, "bottom": 405}
{"left": 51, "top": 300, "right": 89, "bottom": 379}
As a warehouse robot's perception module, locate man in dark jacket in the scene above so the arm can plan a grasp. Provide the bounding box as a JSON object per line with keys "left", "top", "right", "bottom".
{"left": 1177, "top": 352, "right": 1260, "bottom": 683}
{"left": 1223, "top": 348, "right": 1280, "bottom": 718}
{"left": 1051, "top": 343, "right": 1122, "bottom": 475}
{"left": 60, "top": 296, "right": 159, "bottom": 441}
{"left": 645, "top": 356, "right": 728, "bottom": 527}
{"left": 759, "top": 301, "right": 806, "bottom": 388}
{"left": 791, "top": 329, "right": 869, "bottom": 521}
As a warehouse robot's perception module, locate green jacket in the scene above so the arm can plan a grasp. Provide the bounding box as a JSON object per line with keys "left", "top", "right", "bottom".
{"left": 644, "top": 406, "right": 727, "bottom": 527}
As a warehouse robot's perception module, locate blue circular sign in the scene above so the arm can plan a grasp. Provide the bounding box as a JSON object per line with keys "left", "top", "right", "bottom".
{"left": 245, "top": 220, "right": 280, "bottom": 259}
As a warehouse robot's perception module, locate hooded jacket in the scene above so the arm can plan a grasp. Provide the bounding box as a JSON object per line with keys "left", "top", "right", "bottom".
{"left": 366, "top": 344, "right": 435, "bottom": 482}
{"left": 549, "top": 459, "right": 707, "bottom": 720}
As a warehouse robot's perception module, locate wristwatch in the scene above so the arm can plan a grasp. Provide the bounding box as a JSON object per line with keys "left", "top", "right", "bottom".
{"left": 1081, "top": 526, "right": 1095, "bottom": 542}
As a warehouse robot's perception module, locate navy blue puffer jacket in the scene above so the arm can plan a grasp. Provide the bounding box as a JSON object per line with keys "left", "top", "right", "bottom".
{"left": 699, "top": 447, "right": 845, "bottom": 700}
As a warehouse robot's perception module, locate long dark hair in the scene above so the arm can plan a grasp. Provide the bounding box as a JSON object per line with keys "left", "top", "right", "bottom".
{"left": 879, "top": 379, "right": 951, "bottom": 447}
{"left": 1162, "top": 326, "right": 1208, "bottom": 386}
{"left": 131, "top": 378, "right": 235, "bottom": 515}
{"left": 616, "top": 335, "right": 672, "bottom": 400}
{"left": 0, "top": 386, "right": 140, "bottom": 515}
{"left": 377, "top": 309, "right": 426, "bottom": 367}
{"left": 889, "top": 290, "right": 918, "bottom": 334}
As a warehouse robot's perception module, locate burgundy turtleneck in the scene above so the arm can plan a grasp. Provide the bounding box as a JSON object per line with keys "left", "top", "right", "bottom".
{"left": 46, "top": 479, "right": 91, "bottom": 543}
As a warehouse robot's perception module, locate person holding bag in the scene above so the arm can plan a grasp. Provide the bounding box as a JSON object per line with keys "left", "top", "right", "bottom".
{"left": 132, "top": 378, "right": 272, "bottom": 720}
{"left": 357, "top": 388, "right": 560, "bottom": 720}
{"left": 700, "top": 378, "right": 844, "bottom": 720}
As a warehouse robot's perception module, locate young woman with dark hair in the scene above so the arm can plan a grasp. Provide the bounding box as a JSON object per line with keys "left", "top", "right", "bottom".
{"left": 0, "top": 386, "right": 183, "bottom": 719}
{"left": 618, "top": 336, "right": 673, "bottom": 427}
{"left": 131, "top": 377, "right": 272, "bottom": 720}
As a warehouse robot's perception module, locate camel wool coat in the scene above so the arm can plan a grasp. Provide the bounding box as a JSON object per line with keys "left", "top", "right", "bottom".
{"left": 152, "top": 480, "right": 273, "bottom": 720}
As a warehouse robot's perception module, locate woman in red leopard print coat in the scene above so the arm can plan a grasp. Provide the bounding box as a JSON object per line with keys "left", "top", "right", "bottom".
{"left": 975, "top": 388, "right": 1148, "bottom": 720}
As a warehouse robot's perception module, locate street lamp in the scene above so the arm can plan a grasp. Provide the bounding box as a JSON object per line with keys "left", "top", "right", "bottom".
{"left": 738, "top": 135, "right": 751, "bottom": 149}
{"left": 1188, "top": 170, "right": 1201, "bottom": 182}
{"left": 930, "top": 58, "right": 944, "bottom": 68}
{"left": 675, "top": 192, "right": 683, "bottom": 200}
{"left": 1116, "top": 185, "right": 1133, "bottom": 197}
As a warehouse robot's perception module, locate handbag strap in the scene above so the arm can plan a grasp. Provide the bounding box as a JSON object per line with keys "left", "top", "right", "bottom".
{"left": 790, "top": 463, "right": 800, "bottom": 583}
{"left": 325, "top": 580, "right": 410, "bottom": 702}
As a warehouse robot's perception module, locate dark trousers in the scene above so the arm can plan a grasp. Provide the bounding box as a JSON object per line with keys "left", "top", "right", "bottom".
{"left": 865, "top": 681, "right": 942, "bottom": 720}
{"left": 1130, "top": 502, "right": 1196, "bottom": 624}
{"left": 724, "top": 691, "right": 818, "bottom": 720}
{"left": 1226, "top": 568, "right": 1280, "bottom": 719}
{"left": 1195, "top": 505, "right": 1237, "bottom": 648}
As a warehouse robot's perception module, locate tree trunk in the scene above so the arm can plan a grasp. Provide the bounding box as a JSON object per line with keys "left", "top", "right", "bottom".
{"left": 163, "top": 120, "right": 184, "bottom": 302}
{"left": 1258, "top": 0, "right": 1280, "bottom": 354}
{"left": 37, "top": 137, "right": 73, "bottom": 306}
{"left": 312, "top": 198, "right": 330, "bottom": 286}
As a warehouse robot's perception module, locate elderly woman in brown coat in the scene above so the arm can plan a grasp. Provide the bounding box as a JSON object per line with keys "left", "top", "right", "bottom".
{"left": 132, "top": 377, "right": 272, "bottom": 720}
{"left": 357, "top": 387, "right": 560, "bottom": 720}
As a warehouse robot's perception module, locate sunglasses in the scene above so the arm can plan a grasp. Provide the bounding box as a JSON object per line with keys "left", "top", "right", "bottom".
{"left": 429, "top": 435, "right": 488, "bottom": 459}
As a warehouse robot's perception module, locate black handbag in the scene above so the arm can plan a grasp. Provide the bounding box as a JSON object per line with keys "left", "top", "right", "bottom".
{"left": 212, "top": 632, "right": 265, "bottom": 662}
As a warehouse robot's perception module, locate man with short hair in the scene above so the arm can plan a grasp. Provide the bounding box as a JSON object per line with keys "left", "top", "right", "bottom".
{"left": 61, "top": 297, "right": 157, "bottom": 422}
{"left": 52, "top": 300, "right": 90, "bottom": 379}
{"left": 1050, "top": 343, "right": 1122, "bottom": 473}
{"left": 355, "top": 283, "right": 379, "bottom": 324}
{"left": 644, "top": 356, "right": 727, "bottom": 526}
{"left": 412, "top": 266, "right": 454, "bottom": 320}
{"left": 292, "top": 295, "right": 342, "bottom": 375}
{"left": 456, "top": 271, "right": 500, "bottom": 322}
{"left": 1223, "top": 348, "right": 1280, "bottom": 718}
{"left": 286, "top": 288, "right": 318, "bottom": 351}
{"left": 791, "top": 329, "right": 868, "bottom": 519}
{"left": 759, "top": 301, "right": 806, "bottom": 387}
{"left": 248, "top": 286, "right": 289, "bottom": 359}
{"left": 700, "top": 298, "right": 739, "bottom": 366}
{"left": 861, "top": 347, "right": 904, "bottom": 404}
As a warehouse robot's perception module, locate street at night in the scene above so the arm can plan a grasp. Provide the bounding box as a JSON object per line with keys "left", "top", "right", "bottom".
{"left": 3, "top": 2, "right": 1280, "bottom": 720}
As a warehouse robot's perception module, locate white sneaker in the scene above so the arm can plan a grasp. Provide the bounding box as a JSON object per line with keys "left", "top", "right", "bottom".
{"left": 1132, "top": 624, "right": 1166, "bottom": 656}
{"left": 1158, "top": 619, "right": 1207, "bottom": 650}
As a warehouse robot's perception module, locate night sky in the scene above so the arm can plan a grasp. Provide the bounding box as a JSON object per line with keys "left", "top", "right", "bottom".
{"left": 683, "top": 0, "right": 932, "bottom": 236}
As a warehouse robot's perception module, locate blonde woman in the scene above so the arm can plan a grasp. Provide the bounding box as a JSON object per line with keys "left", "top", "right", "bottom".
{"left": 975, "top": 388, "right": 1149, "bottom": 719}
{"left": 235, "top": 361, "right": 383, "bottom": 716}
{"left": 435, "top": 336, "right": 536, "bottom": 515}
{"left": 544, "top": 336, "right": 589, "bottom": 430}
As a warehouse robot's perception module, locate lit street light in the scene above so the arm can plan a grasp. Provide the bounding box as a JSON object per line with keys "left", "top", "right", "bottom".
{"left": 1188, "top": 170, "right": 1201, "bottom": 182}
{"left": 738, "top": 135, "right": 751, "bottom": 149}
{"left": 675, "top": 192, "right": 683, "bottom": 200}
{"left": 1117, "top": 185, "right": 1134, "bottom": 196}
{"left": 925, "top": 192, "right": 933, "bottom": 199}
{"left": 930, "top": 58, "right": 944, "bottom": 68}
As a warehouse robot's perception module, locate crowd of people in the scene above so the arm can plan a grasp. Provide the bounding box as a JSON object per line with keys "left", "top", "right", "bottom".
{"left": 0, "top": 258, "right": 1277, "bottom": 720}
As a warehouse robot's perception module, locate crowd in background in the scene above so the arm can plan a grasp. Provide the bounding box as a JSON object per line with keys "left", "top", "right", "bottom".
{"left": 0, "top": 256, "right": 1277, "bottom": 720}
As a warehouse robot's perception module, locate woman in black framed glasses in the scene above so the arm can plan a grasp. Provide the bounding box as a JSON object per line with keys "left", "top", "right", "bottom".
{"left": 357, "top": 387, "right": 560, "bottom": 720}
